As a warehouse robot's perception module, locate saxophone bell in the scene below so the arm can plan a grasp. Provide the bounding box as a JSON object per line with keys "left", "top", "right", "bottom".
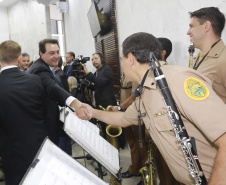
{"left": 106, "top": 125, "right": 122, "bottom": 149}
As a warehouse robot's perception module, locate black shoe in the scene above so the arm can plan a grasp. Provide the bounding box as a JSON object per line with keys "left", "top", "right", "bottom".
{"left": 137, "top": 181, "right": 144, "bottom": 185}
{"left": 85, "top": 154, "right": 93, "bottom": 160}
{"left": 121, "top": 171, "right": 139, "bottom": 178}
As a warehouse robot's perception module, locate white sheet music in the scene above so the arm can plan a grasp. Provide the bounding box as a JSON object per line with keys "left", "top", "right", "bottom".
{"left": 20, "top": 139, "right": 108, "bottom": 185}
{"left": 61, "top": 107, "right": 120, "bottom": 177}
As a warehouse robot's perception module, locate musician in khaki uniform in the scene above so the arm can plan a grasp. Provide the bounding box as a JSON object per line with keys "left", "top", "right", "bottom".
{"left": 79, "top": 32, "right": 226, "bottom": 185}
{"left": 187, "top": 7, "right": 226, "bottom": 103}
{"left": 154, "top": 37, "right": 181, "bottom": 185}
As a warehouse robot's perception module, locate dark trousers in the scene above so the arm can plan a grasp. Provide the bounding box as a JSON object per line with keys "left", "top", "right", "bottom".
{"left": 58, "top": 135, "right": 72, "bottom": 156}
{"left": 124, "top": 124, "right": 148, "bottom": 175}
{"left": 154, "top": 145, "right": 181, "bottom": 185}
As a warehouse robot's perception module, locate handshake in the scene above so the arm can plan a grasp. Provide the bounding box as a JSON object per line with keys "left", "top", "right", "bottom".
{"left": 70, "top": 99, "right": 93, "bottom": 120}
{"left": 71, "top": 99, "right": 129, "bottom": 128}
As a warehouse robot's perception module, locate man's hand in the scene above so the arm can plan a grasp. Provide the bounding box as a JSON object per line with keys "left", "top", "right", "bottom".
{"left": 70, "top": 99, "right": 90, "bottom": 120}
{"left": 78, "top": 103, "right": 94, "bottom": 119}
{"left": 81, "top": 64, "right": 89, "bottom": 74}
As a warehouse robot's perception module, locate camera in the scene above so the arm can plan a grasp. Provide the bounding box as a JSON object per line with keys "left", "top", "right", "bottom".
{"left": 72, "top": 55, "right": 90, "bottom": 72}
{"left": 71, "top": 55, "right": 90, "bottom": 82}
{"left": 70, "top": 55, "right": 93, "bottom": 105}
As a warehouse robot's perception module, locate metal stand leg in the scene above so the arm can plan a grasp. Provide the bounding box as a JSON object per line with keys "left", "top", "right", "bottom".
{"left": 73, "top": 154, "right": 105, "bottom": 179}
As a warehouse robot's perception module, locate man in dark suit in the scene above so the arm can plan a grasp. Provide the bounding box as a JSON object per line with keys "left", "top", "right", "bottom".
{"left": 53, "top": 56, "right": 72, "bottom": 155}
{"left": 28, "top": 39, "right": 88, "bottom": 144}
{"left": 64, "top": 51, "right": 75, "bottom": 77}
{"left": 82, "top": 53, "right": 116, "bottom": 138}
{"left": 0, "top": 40, "right": 48, "bottom": 185}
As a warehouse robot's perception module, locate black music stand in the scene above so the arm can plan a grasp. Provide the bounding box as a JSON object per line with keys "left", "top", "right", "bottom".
{"left": 73, "top": 153, "right": 105, "bottom": 179}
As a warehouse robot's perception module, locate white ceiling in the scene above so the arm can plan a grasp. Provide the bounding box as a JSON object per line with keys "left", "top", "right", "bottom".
{"left": 0, "top": 0, "right": 60, "bottom": 8}
{"left": 0, "top": 0, "right": 20, "bottom": 7}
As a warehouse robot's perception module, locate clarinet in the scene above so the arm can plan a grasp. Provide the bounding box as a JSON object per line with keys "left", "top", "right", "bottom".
{"left": 149, "top": 52, "right": 207, "bottom": 185}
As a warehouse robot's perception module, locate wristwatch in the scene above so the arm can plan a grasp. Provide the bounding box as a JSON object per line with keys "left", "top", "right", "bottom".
{"left": 118, "top": 105, "right": 122, "bottom": 111}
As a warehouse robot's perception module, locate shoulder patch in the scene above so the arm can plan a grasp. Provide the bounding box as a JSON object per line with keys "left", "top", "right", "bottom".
{"left": 184, "top": 77, "right": 210, "bottom": 100}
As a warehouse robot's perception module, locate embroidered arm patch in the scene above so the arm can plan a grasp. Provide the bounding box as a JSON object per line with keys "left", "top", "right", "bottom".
{"left": 184, "top": 77, "right": 210, "bottom": 100}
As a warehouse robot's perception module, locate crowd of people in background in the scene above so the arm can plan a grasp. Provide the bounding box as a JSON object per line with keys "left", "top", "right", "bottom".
{"left": 0, "top": 6, "right": 226, "bottom": 185}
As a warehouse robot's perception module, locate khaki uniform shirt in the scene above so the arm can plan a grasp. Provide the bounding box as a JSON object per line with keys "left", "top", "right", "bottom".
{"left": 124, "top": 64, "right": 226, "bottom": 184}
{"left": 195, "top": 40, "right": 226, "bottom": 103}
{"left": 120, "top": 74, "right": 139, "bottom": 103}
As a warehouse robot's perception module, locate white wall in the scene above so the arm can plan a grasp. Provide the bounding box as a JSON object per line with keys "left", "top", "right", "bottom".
{"left": 1, "top": 0, "right": 226, "bottom": 68}
{"left": 116, "top": 0, "right": 226, "bottom": 66}
{"left": 0, "top": 7, "right": 10, "bottom": 43}
{"left": 64, "top": 0, "right": 96, "bottom": 73}
{"left": 7, "top": 1, "right": 50, "bottom": 61}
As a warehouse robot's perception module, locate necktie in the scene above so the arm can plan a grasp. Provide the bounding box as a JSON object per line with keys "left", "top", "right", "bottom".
{"left": 51, "top": 67, "right": 55, "bottom": 76}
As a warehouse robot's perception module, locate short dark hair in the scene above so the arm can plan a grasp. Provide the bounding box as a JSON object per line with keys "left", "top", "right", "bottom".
{"left": 67, "top": 51, "right": 75, "bottom": 59}
{"left": 189, "top": 7, "right": 225, "bottom": 37}
{"left": 0, "top": 40, "right": 21, "bottom": 63}
{"left": 158, "top": 38, "right": 172, "bottom": 59}
{"left": 122, "top": 32, "right": 162, "bottom": 63}
{"left": 39, "top": 39, "right": 59, "bottom": 54}
{"left": 21, "top": 52, "right": 30, "bottom": 58}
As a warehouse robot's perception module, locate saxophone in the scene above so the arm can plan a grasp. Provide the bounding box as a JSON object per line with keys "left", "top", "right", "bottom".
{"left": 188, "top": 43, "right": 195, "bottom": 68}
{"left": 139, "top": 140, "right": 157, "bottom": 185}
{"left": 99, "top": 105, "right": 122, "bottom": 185}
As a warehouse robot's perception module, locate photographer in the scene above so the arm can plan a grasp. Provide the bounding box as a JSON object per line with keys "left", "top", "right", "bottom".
{"left": 82, "top": 53, "right": 117, "bottom": 139}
